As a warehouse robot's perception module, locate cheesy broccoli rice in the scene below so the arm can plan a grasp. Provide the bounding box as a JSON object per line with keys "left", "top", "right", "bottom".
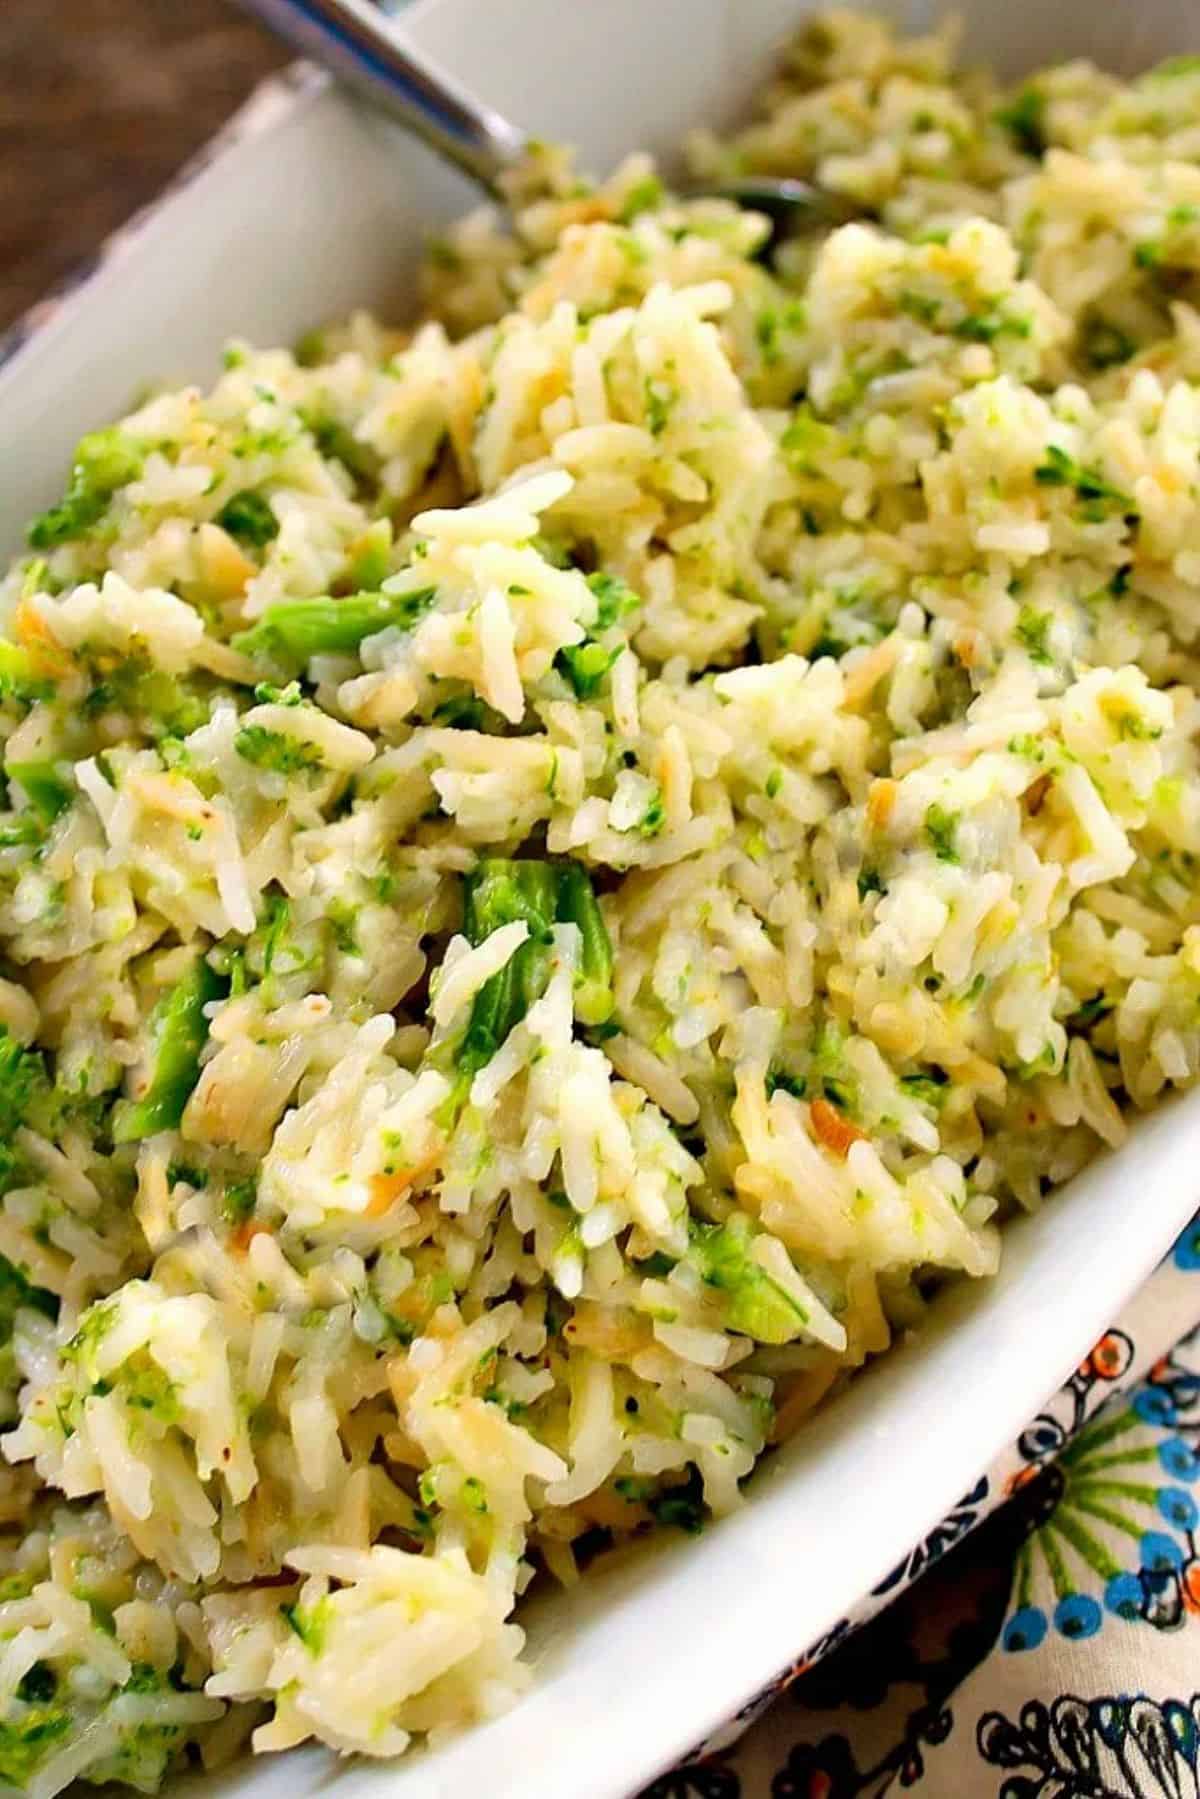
{"left": 1, "top": 9, "right": 1200, "bottom": 1789}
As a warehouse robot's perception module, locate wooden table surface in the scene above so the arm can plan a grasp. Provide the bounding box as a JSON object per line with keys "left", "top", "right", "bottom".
{"left": 0, "top": 0, "right": 286, "bottom": 331}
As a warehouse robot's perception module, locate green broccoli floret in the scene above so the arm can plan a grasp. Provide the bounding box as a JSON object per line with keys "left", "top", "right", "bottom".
{"left": 587, "top": 571, "right": 642, "bottom": 631}
{"left": 1015, "top": 606, "right": 1055, "bottom": 666}
{"left": 234, "top": 726, "right": 325, "bottom": 778}
{"left": 637, "top": 786, "right": 666, "bottom": 838}
{"left": 28, "top": 428, "right": 144, "bottom": 550}
{"left": 0, "top": 1707, "right": 71, "bottom": 1788}
{"left": 0, "top": 1029, "right": 48, "bottom": 1194}
{"left": 556, "top": 640, "right": 623, "bottom": 699}
{"left": 924, "top": 803, "right": 961, "bottom": 864}
{"left": 83, "top": 663, "right": 209, "bottom": 738}
{"left": 214, "top": 489, "right": 278, "bottom": 547}
{"left": 221, "top": 1178, "right": 257, "bottom": 1225}
{"left": 688, "top": 1214, "right": 811, "bottom": 1344}
{"left": 303, "top": 414, "right": 381, "bottom": 486}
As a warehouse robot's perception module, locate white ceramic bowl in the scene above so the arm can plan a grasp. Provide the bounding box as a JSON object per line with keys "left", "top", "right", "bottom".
{"left": 1, "top": 2, "right": 1197, "bottom": 1793}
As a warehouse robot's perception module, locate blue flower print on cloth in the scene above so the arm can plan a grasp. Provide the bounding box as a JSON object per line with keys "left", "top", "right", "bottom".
{"left": 650, "top": 1214, "right": 1200, "bottom": 1798}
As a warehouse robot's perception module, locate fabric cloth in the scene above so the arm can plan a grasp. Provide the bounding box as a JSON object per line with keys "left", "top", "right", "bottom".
{"left": 645, "top": 1212, "right": 1200, "bottom": 1798}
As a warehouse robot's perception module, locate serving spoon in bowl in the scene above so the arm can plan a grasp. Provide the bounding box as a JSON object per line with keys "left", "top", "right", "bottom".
{"left": 235, "top": 0, "right": 860, "bottom": 242}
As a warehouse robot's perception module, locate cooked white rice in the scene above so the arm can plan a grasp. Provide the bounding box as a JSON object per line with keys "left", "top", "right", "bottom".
{"left": 0, "top": 10, "right": 1199, "bottom": 1788}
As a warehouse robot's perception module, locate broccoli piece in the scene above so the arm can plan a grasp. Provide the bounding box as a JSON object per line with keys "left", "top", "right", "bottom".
{"left": 649, "top": 1488, "right": 706, "bottom": 1534}
{"left": 0, "top": 816, "right": 44, "bottom": 849}
{"left": 898, "top": 1068, "right": 950, "bottom": 1108}
{"left": 214, "top": 489, "right": 278, "bottom": 547}
{"left": 0, "top": 1707, "right": 71, "bottom": 1788}
{"left": 0, "top": 641, "right": 55, "bottom": 708}
{"left": 637, "top": 786, "right": 665, "bottom": 838}
{"left": 452, "top": 861, "right": 559, "bottom": 1090}
{"left": 587, "top": 571, "right": 641, "bottom": 630}
{"left": 439, "top": 859, "right": 615, "bottom": 1101}
{"left": 553, "top": 572, "right": 640, "bottom": 698}
{"left": 1015, "top": 606, "right": 1055, "bottom": 666}
{"left": 617, "top": 175, "right": 664, "bottom": 223}
{"left": 556, "top": 640, "right": 622, "bottom": 699}
{"left": 347, "top": 519, "right": 393, "bottom": 590}
{"left": 281, "top": 1596, "right": 331, "bottom": 1656}
{"left": 221, "top": 1178, "right": 257, "bottom": 1225}
{"left": 1034, "top": 444, "right": 1133, "bottom": 517}
{"left": 303, "top": 414, "right": 381, "bottom": 486}
{"left": 1080, "top": 315, "right": 1137, "bottom": 370}
{"left": 232, "top": 587, "right": 437, "bottom": 670}
{"left": 234, "top": 725, "right": 325, "bottom": 778}
{"left": 923, "top": 803, "right": 961, "bottom": 864}
{"left": 5, "top": 760, "right": 72, "bottom": 824}
{"left": 556, "top": 861, "right": 615, "bottom": 1026}
{"left": 995, "top": 86, "right": 1046, "bottom": 156}
{"left": 464, "top": 859, "right": 561, "bottom": 946}
{"left": 83, "top": 663, "right": 209, "bottom": 738}
{"left": 765, "top": 1066, "right": 806, "bottom": 1101}
{"left": 0, "top": 1028, "right": 47, "bottom": 1192}
{"left": 28, "top": 428, "right": 144, "bottom": 550}
{"left": 950, "top": 310, "right": 1032, "bottom": 343}
{"left": 111, "top": 958, "right": 226, "bottom": 1144}
{"left": 0, "top": 1256, "right": 57, "bottom": 1338}
{"left": 688, "top": 1214, "right": 811, "bottom": 1344}
{"left": 432, "top": 689, "right": 506, "bottom": 732}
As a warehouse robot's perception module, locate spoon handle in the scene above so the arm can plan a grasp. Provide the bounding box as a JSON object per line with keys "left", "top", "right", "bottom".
{"left": 235, "top": 0, "right": 528, "bottom": 197}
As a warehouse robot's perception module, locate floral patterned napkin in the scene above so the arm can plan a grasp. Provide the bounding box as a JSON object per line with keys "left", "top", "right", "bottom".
{"left": 646, "top": 1212, "right": 1200, "bottom": 1798}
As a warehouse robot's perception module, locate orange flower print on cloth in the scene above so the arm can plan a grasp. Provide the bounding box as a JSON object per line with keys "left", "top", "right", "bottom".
{"left": 647, "top": 1213, "right": 1200, "bottom": 1798}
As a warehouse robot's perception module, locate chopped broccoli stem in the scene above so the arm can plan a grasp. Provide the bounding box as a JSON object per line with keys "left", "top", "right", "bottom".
{"left": 232, "top": 587, "right": 437, "bottom": 669}
{"left": 438, "top": 860, "right": 616, "bottom": 1101}
{"left": 556, "top": 862, "right": 615, "bottom": 1025}
{"left": 111, "top": 958, "right": 226, "bottom": 1144}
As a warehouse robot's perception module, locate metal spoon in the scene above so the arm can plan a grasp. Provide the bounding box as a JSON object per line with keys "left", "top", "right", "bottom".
{"left": 235, "top": 0, "right": 857, "bottom": 240}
